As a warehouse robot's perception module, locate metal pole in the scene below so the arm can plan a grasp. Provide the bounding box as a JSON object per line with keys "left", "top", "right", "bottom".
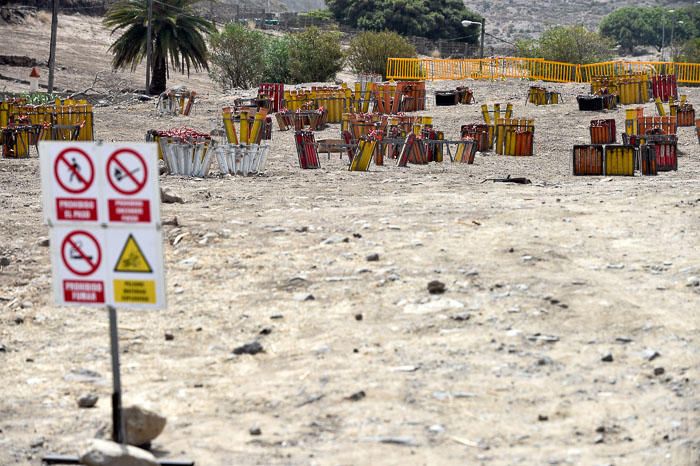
{"left": 146, "top": 0, "right": 153, "bottom": 93}
{"left": 480, "top": 18, "right": 485, "bottom": 60}
{"left": 108, "top": 305, "right": 126, "bottom": 444}
{"left": 47, "top": 0, "right": 59, "bottom": 93}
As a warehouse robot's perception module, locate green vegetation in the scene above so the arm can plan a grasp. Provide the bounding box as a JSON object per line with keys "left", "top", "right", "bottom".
{"left": 209, "top": 24, "right": 268, "bottom": 90}
{"left": 347, "top": 31, "right": 416, "bottom": 79}
{"left": 209, "top": 25, "right": 343, "bottom": 89}
{"left": 288, "top": 27, "right": 345, "bottom": 83}
{"left": 599, "top": 6, "right": 699, "bottom": 55}
{"left": 325, "top": 0, "right": 481, "bottom": 43}
{"left": 104, "top": 0, "right": 214, "bottom": 95}
{"left": 516, "top": 26, "right": 614, "bottom": 64}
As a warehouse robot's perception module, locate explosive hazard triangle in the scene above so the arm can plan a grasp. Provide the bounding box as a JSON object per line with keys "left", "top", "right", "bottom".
{"left": 114, "top": 234, "right": 152, "bottom": 273}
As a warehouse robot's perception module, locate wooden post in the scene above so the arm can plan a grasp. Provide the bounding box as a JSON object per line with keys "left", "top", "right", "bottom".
{"left": 47, "top": 0, "right": 59, "bottom": 93}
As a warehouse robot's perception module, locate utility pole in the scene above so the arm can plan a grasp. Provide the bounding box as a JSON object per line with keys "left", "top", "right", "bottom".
{"left": 146, "top": 0, "right": 153, "bottom": 93}
{"left": 480, "top": 18, "right": 485, "bottom": 60}
{"left": 47, "top": 0, "right": 59, "bottom": 93}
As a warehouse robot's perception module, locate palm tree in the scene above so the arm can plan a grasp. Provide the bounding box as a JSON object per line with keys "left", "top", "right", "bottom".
{"left": 104, "top": 0, "right": 214, "bottom": 95}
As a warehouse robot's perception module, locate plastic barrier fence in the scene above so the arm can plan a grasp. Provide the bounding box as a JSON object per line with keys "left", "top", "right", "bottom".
{"left": 387, "top": 58, "right": 700, "bottom": 85}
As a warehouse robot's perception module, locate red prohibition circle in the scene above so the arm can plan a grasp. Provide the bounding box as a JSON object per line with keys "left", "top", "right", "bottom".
{"left": 53, "top": 148, "right": 95, "bottom": 194}
{"left": 106, "top": 149, "right": 148, "bottom": 195}
{"left": 61, "top": 230, "right": 102, "bottom": 276}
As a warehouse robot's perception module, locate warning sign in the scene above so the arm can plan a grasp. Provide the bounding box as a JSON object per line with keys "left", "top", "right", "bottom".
{"left": 106, "top": 149, "right": 148, "bottom": 195}
{"left": 61, "top": 230, "right": 102, "bottom": 276}
{"left": 42, "top": 141, "right": 165, "bottom": 309}
{"left": 41, "top": 142, "right": 100, "bottom": 224}
{"left": 113, "top": 280, "right": 156, "bottom": 304}
{"left": 107, "top": 228, "right": 165, "bottom": 309}
{"left": 63, "top": 280, "right": 105, "bottom": 303}
{"left": 54, "top": 147, "right": 95, "bottom": 194}
{"left": 103, "top": 144, "right": 159, "bottom": 226}
{"left": 114, "top": 234, "right": 152, "bottom": 273}
{"left": 50, "top": 226, "right": 107, "bottom": 307}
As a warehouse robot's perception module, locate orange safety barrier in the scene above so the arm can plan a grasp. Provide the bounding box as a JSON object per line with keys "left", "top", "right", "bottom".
{"left": 387, "top": 58, "right": 700, "bottom": 85}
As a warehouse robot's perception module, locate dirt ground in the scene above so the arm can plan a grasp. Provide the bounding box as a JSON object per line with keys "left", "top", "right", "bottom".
{"left": 1, "top": 14, "right": 699, "bottom": 466}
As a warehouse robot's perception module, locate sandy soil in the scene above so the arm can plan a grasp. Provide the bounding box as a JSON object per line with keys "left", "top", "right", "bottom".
{"left": 1, "top": 14, "right": 699, "bottom": 466}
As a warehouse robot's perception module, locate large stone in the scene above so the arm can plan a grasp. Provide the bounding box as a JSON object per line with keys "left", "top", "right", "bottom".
{"left": 123, "top": 405, "right": 167, "bottom": 446}
{"left": 80, "top": 439, "right": 158, "bottom": 466}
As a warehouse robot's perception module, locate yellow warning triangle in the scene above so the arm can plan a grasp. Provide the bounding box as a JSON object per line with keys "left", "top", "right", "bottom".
{"left": 114, "top": 234, "right": 152, "bottom": 273}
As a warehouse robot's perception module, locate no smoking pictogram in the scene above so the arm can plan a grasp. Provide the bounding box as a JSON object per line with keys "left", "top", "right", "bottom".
{"left": 54, "top": 148, "right": 95, "bottom": 194}
{"left": 107, "top": 149, "right": 148, "bottom": 195}
{"left": 61, "top": 230, "right": 102, "bottom": 276}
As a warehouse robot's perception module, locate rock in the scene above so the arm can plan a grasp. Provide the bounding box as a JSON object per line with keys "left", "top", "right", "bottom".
{"left": 601, "top": 352, "right": 614, "bottom": 362}
{"left": 538, "top": 414, "right": 549, "bottom": 421}
{"left": 81, "top": 439, "right": 158, "bottom": 466}
{"left": 366, "top": 253, "right": 380, "bottom": 262}
{"left": 293, "top": 292, "right": 315, "bottom": 302}
{"left": 371, "top": 436, "right": 417, "bottom": 446}
{"left": 450, "top": 312, "right": 471, "bottom": 321}
{"left": 653, "top": 367, "right": 665, "bottom": 376}
{"left": 345, "top": 390, "right": 366, "bottom": 401}
{"left": 321, "top": 235, "right": 349, "bottom": 245}
{"left": 160, "top": 189, "right": 184, "bottom": 204}
{"left": 164, "top": 332, "right": 174, "bottom": 341}
{"left": 37, "top": 237, "right": 50, "bottom": 247}
{"left": 642, "top": 349, "right": 661, "bottom": 361}
{"left": 122, "top": 405, "right": 167, "bottom": 447}
{"left": 354, "top": 313, "right": 363, "bottom": 321}
{"left": 232, "top": 341, "right": 264, "bottom": 355}
{"left": 249, "top": 426, "right": 262, "bottom": 436}
{"left": 0, "top": 343, "right": 6, "bottom": 352}
{"left": 259, "top": 327, "right": 272, "bottom": 335}
{"left": 137, "top": 95, "right": 152, "bottom": 102}
{"left": 20, "top": 301, "right": 33, "bottom": 309}
{"left": 77, "top": 393, "right": 99, "bottom": 408}
{"left": 0, "top": 257, "right": 9, "bottom": 267}
{"left": 428, "top": 424, "right": 445, "bottom": 434}
{"left": 427, "top": 280, "right": 446, "bottom": 294}
{"left": 527, "top": 333, "right": 560, "bottom": 343}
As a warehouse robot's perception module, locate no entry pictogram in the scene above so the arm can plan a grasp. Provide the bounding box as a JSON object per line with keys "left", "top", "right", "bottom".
{"left": 54, "top": 148, "right": 95, "bottom": 194}
{"left": 61, "top": 230, "right": 102, "bottom": 276}
{"left": 106, "top": 149, "right": 148, "bottom": 195}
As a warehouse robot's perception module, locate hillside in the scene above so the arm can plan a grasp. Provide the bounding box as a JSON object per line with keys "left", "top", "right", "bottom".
{"left": 476, "top": 0, "right": 690, "bottom": 46}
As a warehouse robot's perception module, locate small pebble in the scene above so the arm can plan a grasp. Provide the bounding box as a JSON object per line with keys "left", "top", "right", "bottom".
{"left": 601, "top": 352, "right": 613, "bottom": 362}
{"left": 427, "top": 280, "right": 446, "bottom": 294}
{"left": 366, "top": 253, "right": 380, "bottom": 262}
{"left": 355, "top": 313, "right": 363, "bottom": 321}
{"left": 77, "top": 393, "right": 98, "bottom": 408}
{"left": 249, "top": 426, "right": 262, "bottom": 436}
{"left": 164, "top": 332, "right": 174, "bottom": 341}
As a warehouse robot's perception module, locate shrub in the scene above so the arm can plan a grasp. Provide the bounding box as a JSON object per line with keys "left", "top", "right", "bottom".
{"left": 209, "top": 24, "right": 267, "bottom": 90}
{"left": 347, "top": 31, "right": 416, "bottom": 79}
{"left": 262, "top": 35, "right": 291, "bottom": 83}
{"left": 517, "top": 26, "right": 614, "bottom": 64}
{"left": 288, "top": 27, "right": 344, "bottom": 83}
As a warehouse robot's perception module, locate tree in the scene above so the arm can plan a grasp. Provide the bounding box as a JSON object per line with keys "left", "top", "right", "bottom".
{"left": 209, "top": 24, "right": 267, "bottom": 89}
{"left": 325, "top": 0, "right": 481, "bottom": 43}
{"left": 347, "top": 31, "right": 416, "bottom": 79}
{"left": 518, "top": 26, "right": 613, "bottom": 64}
{"left": 600, "top": 6, "right": 699, "bottom": 54}
{"left": 104, "top": 0, "right": 214, "bottom": 95}
{"left": 288, "top": 27, "right": 344, "bottom": 83}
